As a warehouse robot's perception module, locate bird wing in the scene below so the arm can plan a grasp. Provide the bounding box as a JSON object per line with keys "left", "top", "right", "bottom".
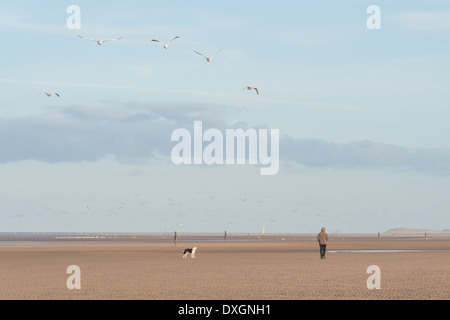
{"left": 254, "top": 88, "right": 259, "bottom": 95}
{"left": 194, "top": 50, "right": 207, "bottom": 59}
{"left": 152, "top": 39, "right": 164, "bottom": 45}
{"left": 102, "top": 37, "right": 122, "bottom": 42}
{"left": 212, "top": 48, "right": 223, "bottom": 56}
{"left": 78, "top": 35, "right": 97, "bottom": 41}
{"left": 53, "top": 93, "right": 60, "bottom": 97}
{"left": 168, "top": 36, "right": 180, "bottom": 43}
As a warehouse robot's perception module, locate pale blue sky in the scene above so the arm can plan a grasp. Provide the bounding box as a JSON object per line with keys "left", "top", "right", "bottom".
{"left": 0, "top": 1, "right": 449, "bottom": 233}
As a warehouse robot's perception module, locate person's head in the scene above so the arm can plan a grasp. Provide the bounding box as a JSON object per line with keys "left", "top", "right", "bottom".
{"left": 321, "top": 227, "right": 326, "bottom": 232}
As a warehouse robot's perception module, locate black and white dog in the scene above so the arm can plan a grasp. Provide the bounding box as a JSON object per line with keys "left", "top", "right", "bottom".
{"left": 182, "top": 247, "right": 197, "bottom": 259}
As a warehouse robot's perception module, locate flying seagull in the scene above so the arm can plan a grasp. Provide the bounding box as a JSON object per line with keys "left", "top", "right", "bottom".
{"left": 193, "top": 48, "right": 222, "bottom": 62}
{"left": 151, "top": 36, "right": 180, "bottom": 49}
{"left": 243, "top": 86, "right": 259, "bottom": 95}
{"left": 78, "top": 35, "right": 122, "bottom": 45}
{"left": 39, "top": 91, "right": 60, "bottom": 97}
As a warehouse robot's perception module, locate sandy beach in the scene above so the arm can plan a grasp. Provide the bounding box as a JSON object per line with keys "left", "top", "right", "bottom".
{"left": 0, "top": 235, "right": 448, "bottom": 300}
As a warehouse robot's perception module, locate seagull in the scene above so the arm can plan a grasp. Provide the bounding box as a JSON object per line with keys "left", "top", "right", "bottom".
{"left": 78, "top": 35, "right": 122, "bottom": 45}
{"left": 151, "top": 36, "right": 180, "bottom": 49}
{"left": 39, "top": 91, "right": 60, "bottom": 97}
{"left": 193, "top": 48, "right": 222, "bottom": 62}
{"left": 243, "top": 87, "right": 259, "bottom": 95}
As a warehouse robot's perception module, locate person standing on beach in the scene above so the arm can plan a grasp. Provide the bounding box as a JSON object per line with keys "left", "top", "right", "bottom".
{"left": 317, "top": 227, "right": 328, "bottom": 259}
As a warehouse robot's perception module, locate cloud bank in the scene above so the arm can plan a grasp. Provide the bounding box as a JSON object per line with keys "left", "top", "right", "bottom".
{"left": 0, "top": 102, "right": 230, "bottom": 163}
{"left": 1, "top": 102, "right": 449, "bottom": 174}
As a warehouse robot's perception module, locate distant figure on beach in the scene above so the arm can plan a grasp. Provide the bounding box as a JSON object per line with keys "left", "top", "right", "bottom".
{"left": 317, "top": 227, "right": 329, "bottom": 259}
{"left": 174, "top": 232, "right": 178, "bottom": 247}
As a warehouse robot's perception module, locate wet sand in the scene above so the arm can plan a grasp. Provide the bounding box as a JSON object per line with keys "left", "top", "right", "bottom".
{"left": 0, "top": 237, "right": 448, "bottom": 300}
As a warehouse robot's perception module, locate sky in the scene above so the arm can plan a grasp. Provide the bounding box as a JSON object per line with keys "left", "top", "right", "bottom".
{"left": 0, "top": 0, "right": 449, "bottom": 234}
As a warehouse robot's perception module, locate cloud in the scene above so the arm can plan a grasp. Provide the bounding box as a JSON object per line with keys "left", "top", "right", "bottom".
{"left": 274, "top": 23, "right": 363, "bottom": 47}
{"left": 125, "top": 101, "right": 230, "bottom": 129}
{"left": 0, "top": 78, "right": 235, "bottom": 100}
{"left": 281, "top": 137, "right": 450, "bottom": 174}
{"left": 391, "top": 11, "right": 450, "bottom": 32}
{"left": 1, "top": 101, "right": 450, "bottom": 175}
{"left": 0, "top": 101, "right": 233, "bottom": 164}
{"left": 0, "top": 10, "right": 67, "bottom": 36}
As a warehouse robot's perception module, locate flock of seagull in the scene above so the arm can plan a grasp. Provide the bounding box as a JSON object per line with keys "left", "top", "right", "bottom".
{"left": 39, "top": 35, "right": 259, "bottom": 97}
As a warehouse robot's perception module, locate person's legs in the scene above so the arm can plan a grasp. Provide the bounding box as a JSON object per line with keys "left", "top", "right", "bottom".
{"left": 322, "top": 244, "right": 327, "bottom": 259}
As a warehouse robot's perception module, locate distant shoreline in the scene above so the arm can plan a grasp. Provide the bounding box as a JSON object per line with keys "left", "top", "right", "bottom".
{"left": 2, "top": 227, "right": 449, "bottom": 238}
{"left": 1, "top": 230, "right": 449, "bottom": 243}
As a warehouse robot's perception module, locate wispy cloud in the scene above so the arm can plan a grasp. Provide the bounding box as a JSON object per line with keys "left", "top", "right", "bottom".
{"left": 274, "top": 23, "right": 363, "bottom": 47}
{"left": 0, "top": 13, "right": 65, "bottom": 35}
{"left": 0, "top": 78, "right": 232, "bottom": 99}
{"left": 391, "top": 11, "right": 450, "bottom": 32}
